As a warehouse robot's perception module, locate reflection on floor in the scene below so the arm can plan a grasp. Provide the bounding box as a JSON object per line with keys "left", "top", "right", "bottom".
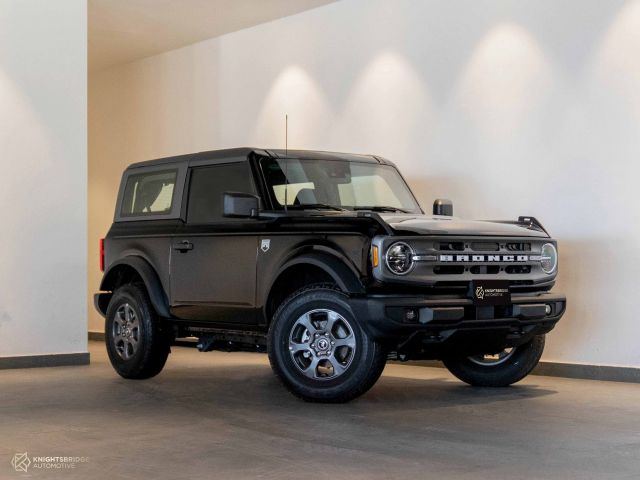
{"left": 1, "top": 341, "right": 639, "bottom": 479}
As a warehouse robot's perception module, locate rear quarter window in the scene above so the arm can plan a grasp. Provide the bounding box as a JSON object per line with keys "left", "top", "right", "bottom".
{"left": 120, "top": 169, "right": 178, "bottom": 216}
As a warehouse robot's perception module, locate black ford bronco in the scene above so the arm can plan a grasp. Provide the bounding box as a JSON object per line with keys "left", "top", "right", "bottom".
{"left": 95, "top": 148, "right": 566, "bottom": 402}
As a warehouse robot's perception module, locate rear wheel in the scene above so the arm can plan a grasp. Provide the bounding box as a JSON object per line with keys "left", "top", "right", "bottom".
{"left": 268, "top": 285, "right": 387, "bottom": 403}
{"left": 443, "top": 335, "right": 545, "bottom": 387}
{"left": 105, "top": 283, "right": 171, "bottom": 379}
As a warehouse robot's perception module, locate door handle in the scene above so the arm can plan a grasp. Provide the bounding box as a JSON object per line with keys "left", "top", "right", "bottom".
{"left": 174, "top": 240, "right": 194, "bottom": 252}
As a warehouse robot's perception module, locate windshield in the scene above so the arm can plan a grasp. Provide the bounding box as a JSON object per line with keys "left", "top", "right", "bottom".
{"left": 260, "top": 158, "right": 421, "bottom": 213}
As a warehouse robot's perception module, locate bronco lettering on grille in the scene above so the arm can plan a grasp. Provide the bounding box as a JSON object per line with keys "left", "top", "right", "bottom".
{"left": 439, "top": 254, "right": 529, "bottom": 262}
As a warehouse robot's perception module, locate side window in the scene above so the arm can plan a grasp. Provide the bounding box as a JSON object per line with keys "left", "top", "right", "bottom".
{"left": 187, "top": 162, "right": 255, "bottom": 223}
{"left": 121, "top": 169, "right": 177, "bottom": 216}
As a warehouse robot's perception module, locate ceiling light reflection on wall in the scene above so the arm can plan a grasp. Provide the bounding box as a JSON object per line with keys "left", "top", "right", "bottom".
{"left": 252, "top": 65, "right": 331, "bottom": 148}
{"left": 336, "top": 50, "right": 433, "bottom": 160}
{"left": 454, "top": 23, "right": 554, "bottom": 139}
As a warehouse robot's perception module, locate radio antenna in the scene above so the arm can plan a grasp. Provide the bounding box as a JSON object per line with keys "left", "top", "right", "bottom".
{"left": 284, "top": 114, "right": 289, "bottom": 213}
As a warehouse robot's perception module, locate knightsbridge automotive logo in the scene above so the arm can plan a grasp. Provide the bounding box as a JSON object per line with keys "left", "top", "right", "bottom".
{"left": 10, "top": 452, "right": 89, "bottom": 473}
{"left": 10, "top": 453, "right": 30, "bottom": 473}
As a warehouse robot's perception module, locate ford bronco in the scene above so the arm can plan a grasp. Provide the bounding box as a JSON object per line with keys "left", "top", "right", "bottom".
{"left": 95, "top": 148, "right": 566, "bottom": 402}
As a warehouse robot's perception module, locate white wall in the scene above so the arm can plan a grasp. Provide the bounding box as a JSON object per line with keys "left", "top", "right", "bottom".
{"left": 89, "top": 0, "right": 640, "bottom": 368}
{"left": 1, "top": 0, "right": 87, "bottom": 357}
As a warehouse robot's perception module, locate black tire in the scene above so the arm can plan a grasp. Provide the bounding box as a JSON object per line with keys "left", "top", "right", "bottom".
{"left": 268, "top": 285, "right": 387, "bottom": 403}
{"left": 443, "top": 335, "right": 545, "bottom": 387}
{"left": 105, "top": 283, "right": 170, "bottom": 379}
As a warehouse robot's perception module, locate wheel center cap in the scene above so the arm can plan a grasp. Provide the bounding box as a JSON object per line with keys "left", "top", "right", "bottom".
{"left": 317, "top": 338, "right": 329, "bottom": 350}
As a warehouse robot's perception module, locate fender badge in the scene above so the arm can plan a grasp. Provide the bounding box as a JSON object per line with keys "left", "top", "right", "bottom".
{"left": 261, "top": 239, "right": 271, "bottom": 253}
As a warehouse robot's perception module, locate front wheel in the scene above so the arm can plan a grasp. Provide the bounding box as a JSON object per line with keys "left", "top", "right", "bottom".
{"left": 268, "top": 285, "right": 387, "bottom": 403}
{"left": 443, "top": 335, "right": 545, "bottom": 387}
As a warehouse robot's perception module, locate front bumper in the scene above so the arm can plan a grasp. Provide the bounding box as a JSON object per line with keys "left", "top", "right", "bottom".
{"left": 350, "top": 291, "right": 566, "bottom": 359}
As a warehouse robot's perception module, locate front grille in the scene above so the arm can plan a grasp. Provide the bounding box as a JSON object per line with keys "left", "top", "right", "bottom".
{"left": 408, "top": 236, "right": 551, "bottom": 290}
{"left": 373, "top": 235, "right": 555, "bottom": 293}
{"left": 428, "top": 239, "right": 540, "bottom": 276}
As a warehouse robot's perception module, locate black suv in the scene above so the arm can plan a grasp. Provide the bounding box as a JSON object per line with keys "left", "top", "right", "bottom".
{"left": 95, "top": 148, "right": 566, "bottom": 402}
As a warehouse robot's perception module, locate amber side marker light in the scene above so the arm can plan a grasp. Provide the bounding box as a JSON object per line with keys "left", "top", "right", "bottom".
{"left": 99, "top": 238, "right": 105, "bottom": 272}
{"left": 372, "top": 245, "right": 379, "bottom": 267}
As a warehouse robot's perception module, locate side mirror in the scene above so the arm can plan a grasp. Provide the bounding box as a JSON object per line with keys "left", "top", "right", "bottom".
{"left": 433, "top": 198, "right": 453, "bottom": 216}
{"left": 223, "top": 192, "right": 260, "bottom": 218}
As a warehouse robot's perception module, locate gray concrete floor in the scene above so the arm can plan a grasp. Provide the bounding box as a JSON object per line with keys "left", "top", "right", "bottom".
{"left": 1, "top": 341, "right": 639, "bottom": 480}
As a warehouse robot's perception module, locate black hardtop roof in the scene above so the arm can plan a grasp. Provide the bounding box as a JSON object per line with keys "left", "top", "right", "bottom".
{"left": 126, "top": 147, "right": 391, "bottom": 170}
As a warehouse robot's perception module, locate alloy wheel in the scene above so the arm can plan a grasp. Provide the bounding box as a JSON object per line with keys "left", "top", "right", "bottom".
{"left": 113, "top": 303, "right": 140, "bottom": 360}
{"left": 288, "top": 309, "right": 357, "bottom": 380}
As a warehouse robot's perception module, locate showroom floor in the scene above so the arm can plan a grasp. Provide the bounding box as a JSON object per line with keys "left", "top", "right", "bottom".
{"left": 1, "top": 342, "right": 639, "bottom": 480}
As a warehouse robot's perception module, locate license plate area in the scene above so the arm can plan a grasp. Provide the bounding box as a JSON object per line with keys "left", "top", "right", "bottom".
{"left": 470, "top": 280, "right": 511, "bottom": 306}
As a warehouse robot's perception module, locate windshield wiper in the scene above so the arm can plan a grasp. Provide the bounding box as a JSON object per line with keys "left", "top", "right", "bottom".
{"left": 353, "top": 206, "right": 410, "bottom": 213}
{"left": 289, "top": 203, "right": 349, "bottom": 212}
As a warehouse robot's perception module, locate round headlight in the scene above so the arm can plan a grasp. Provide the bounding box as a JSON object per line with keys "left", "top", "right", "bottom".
{"left": 540, "top": 243, "right": 558, "bottom": 274}
{"left": 385, "top": 242, "right": 415, "bottom": 275}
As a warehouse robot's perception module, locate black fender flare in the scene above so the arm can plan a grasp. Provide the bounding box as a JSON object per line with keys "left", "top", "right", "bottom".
{"left": 99, "top": 256, "right": 170, "bottom": 318}
{"left": 274, "top": 251, "right": 365, "bottom": 295}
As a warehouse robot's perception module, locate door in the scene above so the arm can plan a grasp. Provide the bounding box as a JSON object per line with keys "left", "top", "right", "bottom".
{"left": 170, "top": 160, "right": 260, "bottom": 324}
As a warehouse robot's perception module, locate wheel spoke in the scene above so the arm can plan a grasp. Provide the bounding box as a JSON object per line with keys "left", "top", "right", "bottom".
{"left": 120, "top": 340, "right": 129, "bottom": 359}
{"left": 114, "top": 311, "right": 124, "bottom": 327}
{"left": 332, "top": 336, "right": 355, "bottom": 349}
{"left": 324, "top": 310, "right": 339, "bottom": 332}
{"left": 305, "top": 357, "right": 320, "bottom": 378}
{"left": 289, "top": 342, "right": 310, "bottom": 354}
{"left": 328, "top": 357, "right": 347, "bottom": 377}
{"left": 296, "top": 313, "right": 317, "bottom": 336}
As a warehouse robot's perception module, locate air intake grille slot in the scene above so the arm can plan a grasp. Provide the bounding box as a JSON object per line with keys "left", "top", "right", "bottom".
{"left": 470, "top": 265, "right": 500, "bottom": 274}
{"left": 505, "top": 265, "right": 532, "bottom": 274}
{"left": 470, "top": 242, "right": 499, "bottom": 251}
{"left": 434, "top": 265, "right": 465, "bottom": 275}
{"left": 438, "top": 242, "right": 465, "bottom": 251}
{"left": 506, "top": 242, "right": 531, "bottom": 251}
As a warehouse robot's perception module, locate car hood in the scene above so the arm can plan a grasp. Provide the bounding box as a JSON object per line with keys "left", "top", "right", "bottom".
{"left": 379, "top": 214, "right": 549, "bottom": 237}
